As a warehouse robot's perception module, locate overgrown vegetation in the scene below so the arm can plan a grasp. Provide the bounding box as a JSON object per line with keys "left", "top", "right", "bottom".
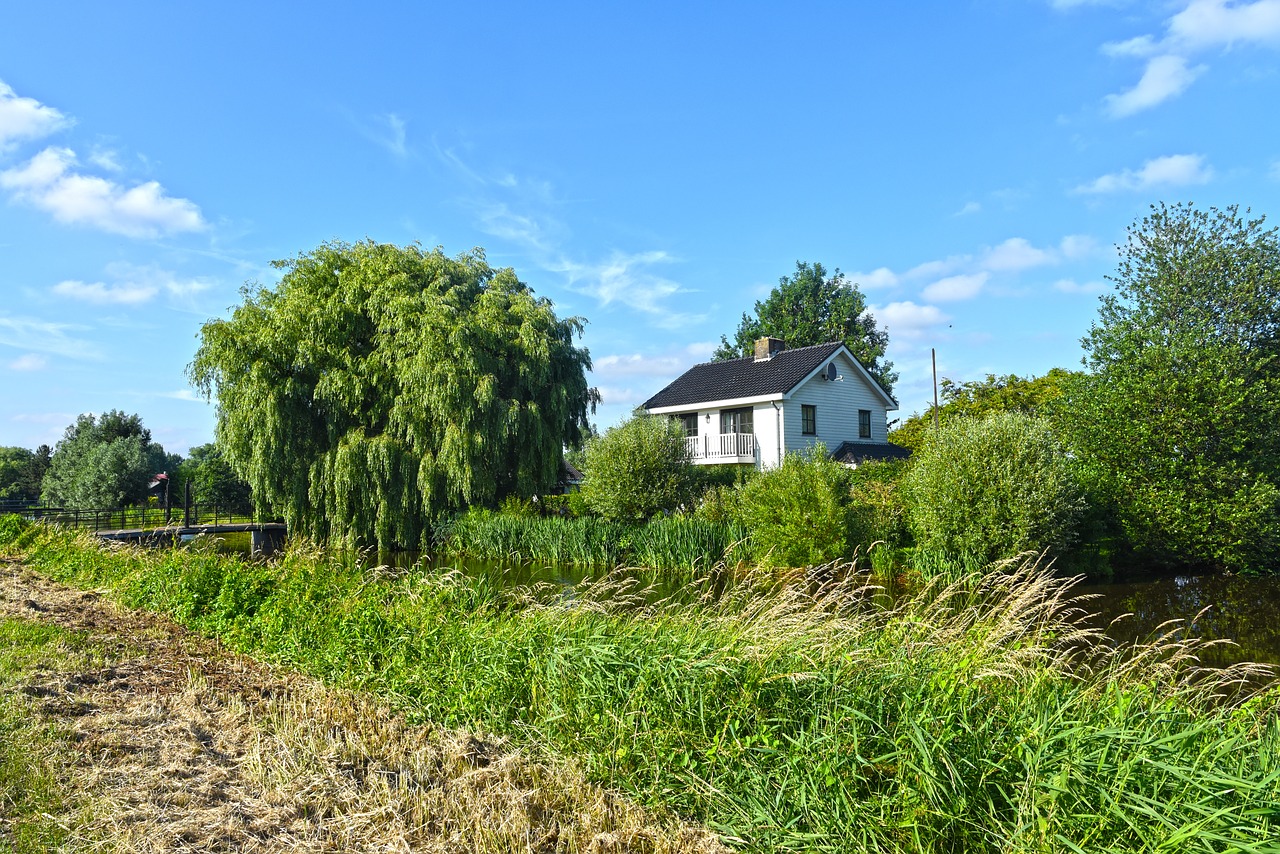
{"left": 903, "top": 412, "right": 1085, "bottom": 570}
{"left": 6, "top": 519, "right": 1278, "bottom": 853}
{"left": 579, "top": 415, "right": 698, "bottom": 522}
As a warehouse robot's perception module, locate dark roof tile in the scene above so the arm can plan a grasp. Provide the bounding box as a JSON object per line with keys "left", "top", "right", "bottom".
{"left": 642, "top": 342, "right": 844, "bottom": 410}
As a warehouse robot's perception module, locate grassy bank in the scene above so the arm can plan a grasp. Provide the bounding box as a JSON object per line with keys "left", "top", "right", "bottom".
{"left": 3, "top": 517, "right": 1279, "bottom": 852}
{"left": 0, "top": 619, "right": 100, "bottom": 852}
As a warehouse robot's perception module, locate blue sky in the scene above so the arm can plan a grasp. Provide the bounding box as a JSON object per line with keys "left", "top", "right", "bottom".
{"left": 3, "top": 1, "right": 1280, "bottom": 456}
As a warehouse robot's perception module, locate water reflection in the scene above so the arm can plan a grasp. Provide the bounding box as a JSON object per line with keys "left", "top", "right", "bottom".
{"left": 1073, "top": 571, "right": 1280, "bottom": 667}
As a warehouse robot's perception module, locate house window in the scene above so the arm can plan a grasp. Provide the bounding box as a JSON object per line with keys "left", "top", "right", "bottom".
{"left": 801, "top": 404, "right": 817, "bottom": 435}
{"left": 720, "top": 407, "right": 754, "bottom": 434}
{"left": 676, "top": 413, "right": 698, "bottom": 437}
{"left": 859, "top": 409, "right": 872, "bottom": 439}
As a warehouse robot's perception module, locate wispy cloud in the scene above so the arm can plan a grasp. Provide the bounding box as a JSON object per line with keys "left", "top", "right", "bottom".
{"left": 445, "top": 147, "right": 699, "bottom": 329}
{"left": 0, "top": 81, "right": 69, "bottom": 153}
{"left": 0, "top": 316, "right": 100, "bottom": 360}
{"left": 1, "top": 147, "right": 206, "bottom": 238}
{"left": 923, "top": 272, "right": 990, "bottom": 302}
{"left": 1100, "top": 0, "right": 1280, "bottom": 116}
{"left": 872, "top": 301, "right": 951, "bottom": 340}
{"left": 7, "top": 353, "right": 47, "bottom": 371}
{"left": 954, "top": 201, "right": 982, "bottom": 216}
{"left": 1073, "top": 153, "right": 1213, "bottom": 193}
{"left": 49, "top": 263, "right": 213, "bottom": 307}
{"left": 982, "top": 238, "right": 1056, "bottom": 272}
{"left": 1053, "top": 278, "right": 1108, "bottom": 294}
{"left": 849, "top": 267, "right": 900, "bottom": 289}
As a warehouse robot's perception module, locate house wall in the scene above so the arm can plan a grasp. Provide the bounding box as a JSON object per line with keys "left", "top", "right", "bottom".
{"left": 782, "top": 351, "right": 889, "bottom": 458}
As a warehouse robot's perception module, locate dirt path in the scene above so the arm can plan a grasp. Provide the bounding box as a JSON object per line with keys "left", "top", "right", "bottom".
{"left": 0, "top": 559, "right": 726, "bottom": 853}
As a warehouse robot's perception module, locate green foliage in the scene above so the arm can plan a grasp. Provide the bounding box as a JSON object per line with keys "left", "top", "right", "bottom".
{"left": 713, "top": 260, "right": 896, "bottom": 394}
{"left": 736, "top": 446, "right": 854, "bottom": 567}
{"left": 846, "top": 459, "right": 912, "bottom": 558}
{"left": 579, "top": 415, "right": 697, "bottom": 522}
{"left": 40, "top": 411, "right": 172, "bottom": 509}
{"left": 444, "top": 508, "right": 750, "bottom": 570}
{"left": 903, "top": 412, "right": 1084, "bottom": 571}
{"left": 0, "top": 445, "right": 49, "bottom": 504}
{"left": 9, "top": 525, "right": 1280, "bottom": 853}
{"left": 188, "top": 241, "right": 596, "bottom": 551}
{"left": 176, "top": 443, "right": 251, "bottom": 508}
{"left": 1061, "top": 203, "right": 1280, "bottom": 574}
{"left": 890, "top": 369, "right": 1074, "bottom": 455}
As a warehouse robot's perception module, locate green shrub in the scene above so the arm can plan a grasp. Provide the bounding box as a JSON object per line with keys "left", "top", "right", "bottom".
{"left": 579, "top": 416, "right": 698, "bottom": 522}
{"left": 903, "top": 411, "right": 1084, "bottom": 571}
{"left": 736, "top": 446, "right": 853, "bottom": 567}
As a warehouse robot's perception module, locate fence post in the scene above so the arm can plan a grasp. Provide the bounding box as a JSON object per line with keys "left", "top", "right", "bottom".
{"left": 184, "top": 481, "right": 192, "bottom": 529}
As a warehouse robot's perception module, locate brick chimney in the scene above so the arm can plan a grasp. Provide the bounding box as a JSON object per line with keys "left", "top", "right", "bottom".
{"left": 754, "top": 337, "right": 786, "bottom": 361}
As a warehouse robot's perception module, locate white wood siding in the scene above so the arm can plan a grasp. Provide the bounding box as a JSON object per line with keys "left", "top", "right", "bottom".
{"left": 782, "top": 351, "right": 888, "bottom": 457}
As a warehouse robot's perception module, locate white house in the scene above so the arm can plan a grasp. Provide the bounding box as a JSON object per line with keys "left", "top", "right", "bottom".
{"left": 642, "top": 337, "right": 909, "bottom": 469}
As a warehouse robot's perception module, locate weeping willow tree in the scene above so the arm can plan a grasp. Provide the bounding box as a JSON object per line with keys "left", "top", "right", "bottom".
{"left": 188, "top": 241, "right": 596, "bottom": 550}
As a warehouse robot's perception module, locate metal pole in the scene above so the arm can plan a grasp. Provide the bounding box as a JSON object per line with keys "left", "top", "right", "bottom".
{"left": 184, "top": 481, "right": 192, "bottom": 529}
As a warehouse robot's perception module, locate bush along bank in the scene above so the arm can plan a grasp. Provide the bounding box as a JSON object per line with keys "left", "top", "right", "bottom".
{"left": 2, "top": 517, "right": 1278, "bottom": 853}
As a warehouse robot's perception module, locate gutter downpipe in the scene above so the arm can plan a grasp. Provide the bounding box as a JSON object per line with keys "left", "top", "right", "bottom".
{"left": 771, "top": 401, "right": 782, "bottom": 469}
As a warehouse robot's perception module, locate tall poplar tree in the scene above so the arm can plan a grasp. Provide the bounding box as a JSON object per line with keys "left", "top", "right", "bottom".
{"left": 188, "top": 241, "right": 596, "bottom": 550}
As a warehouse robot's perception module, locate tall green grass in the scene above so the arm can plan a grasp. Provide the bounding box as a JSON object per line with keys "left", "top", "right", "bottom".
{"left": 443, "top": 509, "right": 753, "bottom": 570}
{"left": 3, "top": 517, "right": 1278, "bottom": 853}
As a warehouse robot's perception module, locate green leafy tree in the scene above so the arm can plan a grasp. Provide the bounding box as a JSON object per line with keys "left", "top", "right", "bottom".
{"left": 890, "top": 369, "right": 1074, "bottom": 455}
{"left": 0, "top": 447, "right": 35, "bottom": 503}
{"left": 579, "top": 415, "right": 697, "bottom": 521}
{"left": 176, "top": 443, "right": 252, "bottom": 508}
{"left": 41, "top": 412, "right": 171, "bottom": 508}
{"left": 713, "top": 261, "right": 896, "bottom": 393}
{"left": 903, "top": 412, "right": 1084, "bottom": 571}
{"left": 736, "top": 446, "right": 854, "bottom": 567}
{"left": 188, "top": 241, "right": 596, "bottom": 550}
{"left": 1062, "top": 203, "right": 1280, "bottom": 573}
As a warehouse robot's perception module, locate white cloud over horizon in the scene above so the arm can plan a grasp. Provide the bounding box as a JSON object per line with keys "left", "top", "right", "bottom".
{"left": 1, "top": 147, "right": 206, "bottom": 238}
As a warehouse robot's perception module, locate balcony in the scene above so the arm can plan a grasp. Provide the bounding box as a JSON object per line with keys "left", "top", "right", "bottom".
{"left": 684, "top": 432, "right": 757, "bottom": 465}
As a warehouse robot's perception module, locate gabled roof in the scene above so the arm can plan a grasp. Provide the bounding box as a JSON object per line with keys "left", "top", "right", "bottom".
{"left": 643, "top": 342, "right": 849, "bottom": 410}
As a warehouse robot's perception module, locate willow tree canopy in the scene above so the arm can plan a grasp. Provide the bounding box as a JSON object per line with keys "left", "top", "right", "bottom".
{"left": 188, "top": 241, "right": 595, "bottom": 550}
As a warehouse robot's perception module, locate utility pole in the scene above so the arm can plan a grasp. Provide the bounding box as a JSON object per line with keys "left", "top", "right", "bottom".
{"left": 932, "top": 347, "right": 940, "bottom": 435}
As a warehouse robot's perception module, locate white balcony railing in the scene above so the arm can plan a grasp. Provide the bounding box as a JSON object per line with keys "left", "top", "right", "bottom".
{"left": 684, "top": 432, "right": 756, "bottom": 462}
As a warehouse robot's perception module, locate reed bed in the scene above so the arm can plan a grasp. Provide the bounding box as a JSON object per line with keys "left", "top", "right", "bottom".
{"left": 444, "top": 510, "right": 753, "bottom": 571}
{"left": 3, "top": 517, "right": 1278, "bottom": 853}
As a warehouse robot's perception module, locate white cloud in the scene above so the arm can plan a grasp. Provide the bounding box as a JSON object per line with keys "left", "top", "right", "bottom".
{"left": 88, "top": 146, "right": 123, "bottom": 172}
{"left": 1053, "top": 278, "right": 1108, "bottom": 294}
{"left": 160, "top": 389, "right": 202, "bottom": 402}
{"left": 0, "top": 81, "right": 69, "bottom": 152}
{"left": 0, "top": 315, "right": 100, "bottom": 360}
{"left": 1059, "top": 234, "right": 1099, "bottom": 259}
{"left": 1, "top": 146, "right": 206, "bottom": 238}
{"left": 1104, "top": 54, "right": 1205, "bottom": 116}
{"left": 49, "top": 263, "right": 212, "bottom": 307}
{"left": 1101, "top": 1, "right": 1280, "bottom": 116}
{"left": 1167, "top": 0, "right": 1280, "bottom": 51}
{"left": 905, "top": 255, "right": 970, "bottom": 281}
{"left": 52, "top": 279, "right": 157, "bottom": 305}
{"left": 982, "top": 238, "right": 1056, "bottom": 272}
{"left": 559, "top": 251, "right": 704, "bottom": 329}
{"left": 954, "top": 201, "right": 982, "bottom": 216}
{"left": 1074, "top": 153, "right": 1214, "bottom": 193}
{"left": 8, "top": 353, "right": 47, "bottom": 371}
{"left": 923, "top": 272, "right": 989, "bottom": 302}
{"left": 872, "top": 301, "right": 951, "bottom": 339}
{"left": 850, "top": 267, "right": 899, "bottom": 289}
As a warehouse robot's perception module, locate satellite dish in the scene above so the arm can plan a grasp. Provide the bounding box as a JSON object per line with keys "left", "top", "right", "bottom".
{"left": 825, "top": 363, "right": 837, "bottom": 382}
